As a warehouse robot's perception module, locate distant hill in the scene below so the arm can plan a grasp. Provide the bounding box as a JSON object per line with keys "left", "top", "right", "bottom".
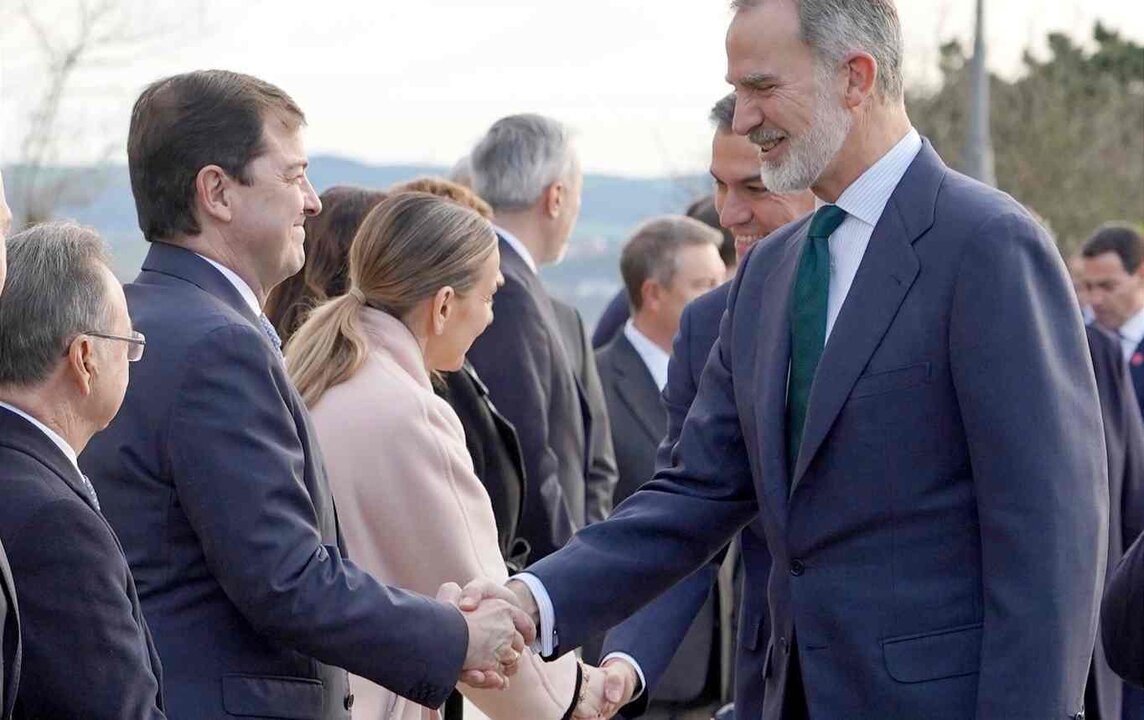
{"left": 5, "top": 157, "right": 708, "bottom": 326}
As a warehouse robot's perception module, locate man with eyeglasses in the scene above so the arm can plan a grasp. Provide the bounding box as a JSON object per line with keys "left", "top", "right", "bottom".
{"left": 0, "top": 222, "right": 166, "bottom": 717}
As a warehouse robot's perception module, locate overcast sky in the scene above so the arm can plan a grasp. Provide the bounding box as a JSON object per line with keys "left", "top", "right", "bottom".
{"left": 1, "top": 0, "right": 1141, "bottom": 177}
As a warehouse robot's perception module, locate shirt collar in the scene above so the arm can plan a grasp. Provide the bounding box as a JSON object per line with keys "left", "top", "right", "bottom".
{"left": 0, "top": 401, "right": 81, "bottom": 476}
{"left": 495, "top": 226, "right": 539, "bottom": 275}
{"left": 825, "top": 128, "right": 923, "bottom": 227}
{"left": 623, "top": 320, "right": 670, "bottom": 392}
{"left": 1120, "top": 307, "right": 1144, "bottom": 348}
{"left": 195, "top": 254, "right": 262, "bottom": 315}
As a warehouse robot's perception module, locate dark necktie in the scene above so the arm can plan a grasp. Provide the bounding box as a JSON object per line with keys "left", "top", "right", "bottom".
{"left": 786, "top": 205, "right": 848, "bottom": 471}
{"left": 258, "top": 314, "right": 284, "bottom": 359}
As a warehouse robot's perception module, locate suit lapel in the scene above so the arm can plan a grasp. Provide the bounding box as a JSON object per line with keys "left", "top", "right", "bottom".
{"left": 0, "top": 408, "right": 101, "bottom": 514}
{"left": 790, "top": 145, "right": 944, "bottom": 492}
{"left": 609, "top": 335, "right": 666, "bottom": 442}
{"left": 751, "top": 225, "right": 807, "bottom": 520}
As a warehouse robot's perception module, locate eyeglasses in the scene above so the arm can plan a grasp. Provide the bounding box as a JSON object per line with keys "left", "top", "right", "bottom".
{"left": 84, "top": 330, "right": 147, "bottom": 362}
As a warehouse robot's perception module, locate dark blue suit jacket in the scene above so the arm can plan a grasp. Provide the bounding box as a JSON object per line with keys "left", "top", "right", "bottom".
{"left": 602, "top": 283, "right": 773, "bottom": 720}
{"left": 528, "top": 142, "right": 1106, "bottom": 719}
{"left": 80, "top": 243, "right": 468, "bottom": 719}
{"left": 0, "top": 407, "right": 164, "bottom": 718}
{"left": 0, "top": 539, "right": 17, "bottom": 720}
{"left": 1086, "top": 325, "right": 1144, "bottom": 719}
{"left": 591, "top": 289, "right": 630, "bottom": 350}
{"left": 1127, "top": 338, "right": 1144, "bottom": 424}
{"left": 467, "top": 238, "right": 590, "bottom": 559}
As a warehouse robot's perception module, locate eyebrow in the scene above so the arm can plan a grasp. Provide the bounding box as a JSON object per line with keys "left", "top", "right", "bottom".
{"left": 284, "top": 159, "right": 309, "bottom": 172}
{"left": 710, "top": 169, "right": 764, "bottom": 186}
{"left": 734, "top": 72, "right": 780, "bottom": 90}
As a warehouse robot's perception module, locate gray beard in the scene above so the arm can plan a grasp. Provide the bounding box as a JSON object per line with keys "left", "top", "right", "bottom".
{"left": 759, "top": 84, "right": 852, "bottom": 193}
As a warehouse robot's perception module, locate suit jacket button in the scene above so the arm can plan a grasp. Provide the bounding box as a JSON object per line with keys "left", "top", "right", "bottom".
{"left": 779, "top": 637, "right": 789, "bottom": 654}
{"left": 344, "top": 693, "right": 354, "bottom": 710}
{"left": 790, "top": 559, "right": 805, "bottom": 576}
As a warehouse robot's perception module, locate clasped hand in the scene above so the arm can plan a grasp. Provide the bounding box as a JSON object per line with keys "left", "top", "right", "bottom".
{"left": 438, "top": 578, "right": 638, "bottom": 719}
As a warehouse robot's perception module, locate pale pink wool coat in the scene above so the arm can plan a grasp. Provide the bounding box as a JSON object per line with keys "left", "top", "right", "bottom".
{"left": 308, "top": 307, "right": 578, "bottom": 720}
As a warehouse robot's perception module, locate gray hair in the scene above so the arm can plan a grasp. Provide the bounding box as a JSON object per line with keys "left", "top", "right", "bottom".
{"left": 621, "top": 216, "right": 723, "bottom": 311}
{"left": 732, "top": 0, "right": 904, "bottom": 101}
{"left": 0, "top": 222, "right": 112, "bottom": 387}
{"left": 470, "top": 114, "right": 576, "bottom": 212}
{"left": 710, "top": 93, "right": 736, "bottom": 134}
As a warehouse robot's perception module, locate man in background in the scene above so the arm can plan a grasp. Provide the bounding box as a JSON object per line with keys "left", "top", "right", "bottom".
{"left": 599, "top": 94, "right": 814, "bottom": 720}
{"left": 466, "top": 114, "right": 592, "bottom": 560}
{"left": 1083, "top": 224, "right": 1144, "bottom": 419}
{"left": 0, "top": 223, "right": 165, "bottom": 717}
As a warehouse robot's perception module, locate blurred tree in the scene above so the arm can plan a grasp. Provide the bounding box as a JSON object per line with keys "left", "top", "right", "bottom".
{"left": 909, "top": 23, "right": 1144, "bottom": 253}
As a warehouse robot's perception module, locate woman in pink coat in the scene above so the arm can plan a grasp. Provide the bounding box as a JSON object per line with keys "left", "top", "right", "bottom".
{"left": 286, "top": 192, "right": 606, "bottom": 720}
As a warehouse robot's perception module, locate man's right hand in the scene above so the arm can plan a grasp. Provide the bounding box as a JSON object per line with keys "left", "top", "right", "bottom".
{"left": 438, "top": 580, "right": 536, "bottom": 690}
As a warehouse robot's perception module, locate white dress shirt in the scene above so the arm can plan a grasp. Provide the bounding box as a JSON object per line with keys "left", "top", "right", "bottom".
{"left": 495, "top": 226, "right": 539, "bottom": 275}
{"left": 516, "top": 128, "right": 924, "bottom": 695}
{"left": 1117, "top": 307, "right": 1144, "bottom": 362}
{"left": 822, "top": 128, "right": 922, "bottom": 340}
{"left": 623, "top": 320, "right": 670, "bottom": 392}
{"left": 196, "top": 253, "right": 262, "bottom": 315}
{"left": 0, "top": 401, "right": 97, "bottom": 507}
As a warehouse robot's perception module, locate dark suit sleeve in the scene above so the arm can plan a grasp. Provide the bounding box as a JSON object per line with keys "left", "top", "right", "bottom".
{"left": 469, "top": 279, "right": 577, "bottom": 555}
{"left": 1114, "top": 343, "right": 1144, "bottom": 549}
{"left": 7, "top": 500, "right": 164, "bottom": 719}
{"left": 602, "top": 297, "right": 731, "bottom": 717}
{"left": 168, "top": 324, "right": 467, "bottom": 708}
{"left": 1103, "top": 532, "right": 1144, "bottom": 684}
{"left": 575, "top": 309, "right": 620, "bottom": 524}
{"left": 528, "top": 271, "right": 759, "bottom": 655}
{"left": 948, "top": 212, "right": 1108, "bottom": 715}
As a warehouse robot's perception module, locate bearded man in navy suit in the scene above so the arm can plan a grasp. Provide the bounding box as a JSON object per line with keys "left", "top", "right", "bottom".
{"left": 466, "top": 1, "right": 1107, "bottom": 718}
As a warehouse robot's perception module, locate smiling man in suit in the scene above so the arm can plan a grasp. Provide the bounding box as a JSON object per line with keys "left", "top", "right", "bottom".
{"left": 481, "top": 0, "right": 1108, "bottom": 717}
{"left": 78, "top": 70, "right": 532, "bottom": 720}
{"left": 0, "top": 223, "right": 165, "bottom": 718}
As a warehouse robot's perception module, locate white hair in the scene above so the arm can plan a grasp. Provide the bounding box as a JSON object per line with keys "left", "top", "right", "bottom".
{"left": 469, "top": 114, "right": 576, "bottom": 212}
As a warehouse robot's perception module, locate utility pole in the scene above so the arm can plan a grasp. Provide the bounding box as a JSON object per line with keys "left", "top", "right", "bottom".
{"left": 963, "top": 0, "right": 996, "bottom": 186}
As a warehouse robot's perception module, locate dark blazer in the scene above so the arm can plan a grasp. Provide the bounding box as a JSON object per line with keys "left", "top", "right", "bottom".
{"left": 0, "top": 406, "right": 165, "bottom": 718}
{"left": 0, "top": 533, "right": 19, "bottom": 720}
{"left": 436, "top": 361, "right": 526, "bottom": 566}
{"left": 1087, "top": 325, "right": 1144, "bottom": 719}
{"left": 1104, "top": 530, "right": 1144, "bottom": 687}
{"left": 528, "top": 141, "right": 1106, "bottom": 719}
{"left": 80, "top": 243, "right": 468, "bottom": 719}
{"left": 467, "top": 237, "right": 589, "bottom": 559}
{"left": 550, "top": 298, "right": 618, "bottom": 525}
{"left": 1127, "top": 337, "right": 1144, "bottom": 424}
{"left": 602, "top": 284, "right": 772, "bottom": 720}
{"left": 595, "top": 330, "right": 718, "bottom": 705}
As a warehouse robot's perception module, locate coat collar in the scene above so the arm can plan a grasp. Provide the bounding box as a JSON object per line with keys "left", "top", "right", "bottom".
{"left": 0, "top": 406, "right": 100, "bottom": 513}
{"left": 138, "top": 242, "right": 261, "bottom": 326}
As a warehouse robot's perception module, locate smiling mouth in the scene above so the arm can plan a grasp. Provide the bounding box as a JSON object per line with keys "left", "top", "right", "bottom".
{"left": 758, "top": 136, "right": 785, "bottom": 154}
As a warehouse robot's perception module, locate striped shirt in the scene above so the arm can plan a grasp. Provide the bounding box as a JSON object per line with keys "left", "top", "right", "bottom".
{"left": 823, "top": 128, "right": 923, "bottom": 340}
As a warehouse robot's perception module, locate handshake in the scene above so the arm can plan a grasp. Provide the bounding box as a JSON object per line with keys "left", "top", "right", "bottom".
{"left": 437, "top": 578, "right": 640, "bottom": 720}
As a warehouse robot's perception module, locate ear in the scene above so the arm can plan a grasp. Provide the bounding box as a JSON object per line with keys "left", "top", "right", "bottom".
{"left": 195, "top": 165, "right": 236, "bottom": 224}
{"left": 842, "top": 52, "right": 879, "bottom": 108}
{"left": 543, "top": 180, "right": 565, "bottom": 220}
{"left": 432, "top": 286, "right": 456, "bottom": 335}
{"left": 640, "top": 278, "right": 663, "bottom": 313}
{"left": 65, "top": 335, "right": 98, "bottom": 397}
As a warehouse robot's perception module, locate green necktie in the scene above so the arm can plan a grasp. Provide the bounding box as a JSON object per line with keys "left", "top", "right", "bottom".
{"left": 787, "top": 204, "right": 848, "bottom": 471}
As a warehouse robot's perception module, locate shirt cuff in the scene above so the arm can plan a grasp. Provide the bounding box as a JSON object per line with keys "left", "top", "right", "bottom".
{"left": 513, "top": 573, "right": 558, "bottom": 658}
{"left": 600, "top": 652, "right": 647, "bottom": 701}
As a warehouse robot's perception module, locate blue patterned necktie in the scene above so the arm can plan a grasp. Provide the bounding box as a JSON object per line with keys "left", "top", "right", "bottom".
{"left": 786, "top": 204, "right": 848, "bottom": 471}
{"left": 80, "top": 473, "right": 100, "bottom": 511}
{"left": 259, "top": 314, "right": 284, "bottom": 359}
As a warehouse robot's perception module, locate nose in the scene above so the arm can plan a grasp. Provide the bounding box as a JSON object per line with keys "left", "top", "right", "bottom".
{"left": 303, "top": 176, "right": 322, "bottom": 217}
{"left": 731, "top": 93, "right": 761, "bottom": 137}
{"left": 720, "top": 192, "right": 751, "bottom": 230}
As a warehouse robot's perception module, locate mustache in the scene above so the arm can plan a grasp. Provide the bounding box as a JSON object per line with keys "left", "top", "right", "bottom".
{"left": 748, "top": 128, "right": 786, "bottom": 146}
